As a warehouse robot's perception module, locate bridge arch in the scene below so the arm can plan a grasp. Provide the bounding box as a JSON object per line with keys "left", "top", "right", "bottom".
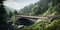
{"left": 15, "top": 17, "right": 34, "bottom": 26}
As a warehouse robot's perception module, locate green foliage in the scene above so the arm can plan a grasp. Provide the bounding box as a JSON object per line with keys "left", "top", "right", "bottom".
{"left": 45, "top": 19, "right": 60, "bottom": 30}
{"left": 14, "top": 10, "right": 19, "bottom": 15}
{"left": 43, "top": 0, "right": 60, "bottom": 16}
{"left": 53, "top": 4, "right": 60, "bottom": 14}
{"left": 19, "top": 0, "right": 48, "bottom": 16}
{"left": 31, "top": 6, "right": 41, "bottom": 15}
{"left": 19, "top": 0, "right": 60, "bottom": 16}
{"left": 17, "top": 0, "right": 60, "bottom": 30}
{"left": 19, "top": 4, "right": 34, "bottom": 15}
{"left": 43, "top": 7, "right": 53, "bottom": 16}
{"left": 9, "top": 11, "right": 13, "bottom": 18}
{"left": 0, "top": 0, "right": 9, "bottom": 30}
{"left": 11, "top": 16, "right": 16, "bottom": 22}
{"left": 17, "top": 18, "right": 60, "bottom": 30}
{"left": 48, "top": 1, "right": 53, "bottom": 8}
{"left": 56, "top": 0, "right": 60, "bottom": 4}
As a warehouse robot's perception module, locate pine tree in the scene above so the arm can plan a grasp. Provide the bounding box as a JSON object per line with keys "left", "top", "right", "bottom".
{"left": 0, "top": 0, "right": 8, "bottom": 30}
{"left": 14, "top": 10, "right": 18, "bottom": 15}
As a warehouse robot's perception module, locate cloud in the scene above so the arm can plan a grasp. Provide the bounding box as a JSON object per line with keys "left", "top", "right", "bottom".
{"left": 3, "top": 0, "right": 39, "bottom": 10}
{"left": 4, "top": 0, "right": 20, "bottom": 10}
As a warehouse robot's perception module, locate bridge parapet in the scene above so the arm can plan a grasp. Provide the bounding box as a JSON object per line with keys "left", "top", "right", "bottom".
{"left": 15, "top": 15, "right": 60, "bottom": 21}
{"left": 15, "top": 15, "right": 48, "bottom": 19}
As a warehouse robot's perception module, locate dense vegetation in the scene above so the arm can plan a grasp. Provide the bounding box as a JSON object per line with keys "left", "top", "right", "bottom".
{"left": 0, "top": 0, "right": 8, "bottom": 30}
{"left": 19, "top": 0, "right": 60, "bottom": 16}
{"left": 0, "top": 0, "right": 60, "bottom": 30}
{"left": 0, "top": 0, "right": 19, "bottom": 30}
{"left": 18, "top": 0, "right": 60, "bottom": 30}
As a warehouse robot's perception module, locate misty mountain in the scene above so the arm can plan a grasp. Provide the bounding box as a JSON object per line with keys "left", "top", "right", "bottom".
{"left": 5, "top": 6, "right": 16, "bottom": 14}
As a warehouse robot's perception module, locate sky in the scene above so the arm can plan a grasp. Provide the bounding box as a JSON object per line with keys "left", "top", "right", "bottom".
{"left": 3, "top": 0, "right": 39, "bottom": 10}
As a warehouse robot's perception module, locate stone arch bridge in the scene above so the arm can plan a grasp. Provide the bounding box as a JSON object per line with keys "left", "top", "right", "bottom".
{"left": 15, "top": 15, "right": 58, "bottom": 23}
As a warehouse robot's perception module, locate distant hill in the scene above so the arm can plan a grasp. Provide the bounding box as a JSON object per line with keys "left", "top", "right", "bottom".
{"left": 5, "top": 6, "right": 16, "bottom": 14}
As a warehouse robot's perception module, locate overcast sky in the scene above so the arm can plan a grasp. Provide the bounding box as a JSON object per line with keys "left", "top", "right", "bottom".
{"left": 3, "top": 0, "right": 39, "bottom": 10}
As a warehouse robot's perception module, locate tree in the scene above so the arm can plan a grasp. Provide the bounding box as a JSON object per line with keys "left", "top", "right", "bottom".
{"left": 9, "top": 11, "right": 13, "bottom": 18}
{"left": 19, "top": 4, "right": 34, "bottom": 15}
{"left": 31, "top": 6, "right": 41, "bottom": 15}
{"left": 14, "top": 10, "right": 18, "bottom": 15}
{"left": 56, "top": 0, "right": 60, "bottom": 4}
{"left": 0, "top": 0, "right": 9, "bottom": 30}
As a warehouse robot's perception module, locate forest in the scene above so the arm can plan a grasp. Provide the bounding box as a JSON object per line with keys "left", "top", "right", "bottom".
{"left": 0, "top": 0, "right": 60, "bottom": 30}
